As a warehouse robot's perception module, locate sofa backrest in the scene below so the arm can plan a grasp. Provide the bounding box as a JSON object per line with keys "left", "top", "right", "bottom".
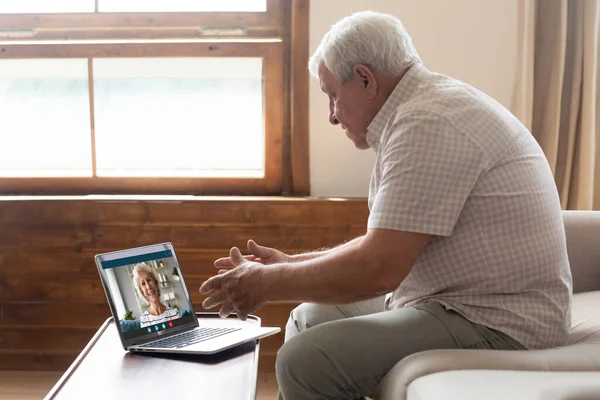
{"left": 563, "top": 211, "right": 600, "bottom": 294}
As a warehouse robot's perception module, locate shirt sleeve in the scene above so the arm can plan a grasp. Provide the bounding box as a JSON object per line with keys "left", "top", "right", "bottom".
{"left": 368, "top": 111, "right": 485, "bottom": 237}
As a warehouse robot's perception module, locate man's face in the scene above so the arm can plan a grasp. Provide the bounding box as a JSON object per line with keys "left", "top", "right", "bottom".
{"left": 318, "top": 62, "right": 374, "bottom": 150}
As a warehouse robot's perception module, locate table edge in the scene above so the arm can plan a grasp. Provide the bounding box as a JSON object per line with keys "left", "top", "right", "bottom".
{"left": 44, "top": 313, "right": 263, "bottom": 400}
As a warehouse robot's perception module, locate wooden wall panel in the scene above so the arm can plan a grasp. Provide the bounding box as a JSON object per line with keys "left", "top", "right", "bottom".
{"left": 0, "top": 197, "right": 369, "bottom": 373}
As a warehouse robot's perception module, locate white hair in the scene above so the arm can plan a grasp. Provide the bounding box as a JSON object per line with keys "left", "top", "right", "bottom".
{"left": 309, "top": 11, "right": 422, "bottom": 83}
{"left": 132, "top": 262, "right": 160, "bottom": 306}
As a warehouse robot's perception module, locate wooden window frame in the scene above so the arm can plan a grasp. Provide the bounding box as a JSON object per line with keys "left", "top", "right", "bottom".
{"left": 0, "top": 0, "right": 309, "bottom": 196}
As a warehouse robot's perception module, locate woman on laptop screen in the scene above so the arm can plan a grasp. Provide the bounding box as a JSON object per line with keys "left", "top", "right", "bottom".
{"left": 132, "top": 262, "right": 181, "bottom": 328}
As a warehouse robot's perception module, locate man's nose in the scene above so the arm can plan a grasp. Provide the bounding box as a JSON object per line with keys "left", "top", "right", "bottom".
{"left": 329, "top": 113, "right": 339, "bottom": 125}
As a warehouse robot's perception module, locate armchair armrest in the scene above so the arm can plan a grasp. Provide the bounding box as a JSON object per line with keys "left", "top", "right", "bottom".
{"left": 374, "top": 343, "right": 600, "bottom": 400}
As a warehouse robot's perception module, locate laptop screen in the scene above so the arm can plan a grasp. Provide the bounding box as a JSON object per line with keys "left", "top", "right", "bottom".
{"left": 100, "top": 247, "right": 196, "bottom": 342}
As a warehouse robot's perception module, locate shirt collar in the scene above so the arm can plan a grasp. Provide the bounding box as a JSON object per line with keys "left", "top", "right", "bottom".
{"left": 366, "top": 63, "right": 429, "bottom": 149}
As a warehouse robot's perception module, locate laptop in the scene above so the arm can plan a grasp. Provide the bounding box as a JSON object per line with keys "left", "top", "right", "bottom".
{"left": 94, "top": 242, "right": 280, "bottom": 354}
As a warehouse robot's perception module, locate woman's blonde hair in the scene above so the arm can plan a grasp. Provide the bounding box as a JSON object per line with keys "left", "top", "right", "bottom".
{"left": 132, "top": 262, "right": 161, "bottom": 305}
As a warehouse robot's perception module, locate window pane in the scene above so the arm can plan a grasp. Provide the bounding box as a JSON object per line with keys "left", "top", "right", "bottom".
{"left": 100, "top": 0, "right": 266, "bottom": 12}
{"left": 0, "top": 59, "right": 92, "bottom": 177}
{"left": 93, "top": 58, "right": 264, "bottom": 178}
{"left": 0, "top": 0, "right": 94, "bottom": 13}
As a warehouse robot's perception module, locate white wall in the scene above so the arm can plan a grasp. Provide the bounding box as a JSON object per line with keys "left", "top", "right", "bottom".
{"left": 115, "top": 265, "right": 143, "bottom": 319}
{"left": 309, "top": 0, "right": 520, "bottom": 197}
{"left": 165, "top": 257, "right": 192, "bottom": 312}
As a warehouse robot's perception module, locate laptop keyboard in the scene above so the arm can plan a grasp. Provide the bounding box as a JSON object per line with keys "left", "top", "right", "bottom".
{"left": 139, "top": 326, "right": 241, "bottom": 349}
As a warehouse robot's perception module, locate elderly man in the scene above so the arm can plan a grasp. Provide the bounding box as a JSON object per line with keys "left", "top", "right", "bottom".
{"left": 200, "top": 10, "right": 572, "bottom": 400}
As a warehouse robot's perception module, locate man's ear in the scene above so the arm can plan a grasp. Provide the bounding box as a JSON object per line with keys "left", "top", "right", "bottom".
{"left": 354, "top": 64, "right": 377, "bottom": 98}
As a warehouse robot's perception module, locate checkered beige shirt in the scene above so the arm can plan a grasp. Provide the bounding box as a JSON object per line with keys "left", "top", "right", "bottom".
{"left": 367, "top": 63, "right": 572, "bottom": 349}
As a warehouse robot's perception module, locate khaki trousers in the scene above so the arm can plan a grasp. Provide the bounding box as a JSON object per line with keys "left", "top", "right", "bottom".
{"left": 276, "top": 297, "right": 524, "bottom": 400}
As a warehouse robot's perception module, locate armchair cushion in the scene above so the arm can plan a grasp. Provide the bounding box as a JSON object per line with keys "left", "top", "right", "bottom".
{"left": 407, "top": 370, "right": 600, "bottom": 400}
{"left": 374, "top": 343, "right": 600, "bottom": 400}
{"left": 570, "top": 290, "right": 600, "bottom": 345}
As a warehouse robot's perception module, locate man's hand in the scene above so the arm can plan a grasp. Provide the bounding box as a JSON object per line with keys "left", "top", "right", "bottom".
{"left": 213, "top": 240, "right": 291, "bottom": 269}
{"left": 200, "top": 246, "right": 267, "bottom": 320}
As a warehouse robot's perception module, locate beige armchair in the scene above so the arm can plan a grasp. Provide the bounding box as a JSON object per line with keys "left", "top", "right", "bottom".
{"left": 375, "top": 211, "right": 600, "bottom": 400}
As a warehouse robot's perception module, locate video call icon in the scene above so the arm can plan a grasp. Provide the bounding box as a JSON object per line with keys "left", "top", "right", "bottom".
{"left": 145, "top": 324, "right": 170, "bottom": 333}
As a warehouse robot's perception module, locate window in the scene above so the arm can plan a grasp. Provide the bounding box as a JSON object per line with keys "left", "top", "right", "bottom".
{"left": 0, "top": 1, "right": 95, "bottom": 13}
{"left": 92, "top": 58, "right": 265, "bottom": 178}
{"left": 99, "top": 0, "right": 267, "bottom": 12}
{"left": 0, "top": 0, "right": 267, "bottom": 13}
{"left": 0, "top": 0, "right": 309, "bottom": 195}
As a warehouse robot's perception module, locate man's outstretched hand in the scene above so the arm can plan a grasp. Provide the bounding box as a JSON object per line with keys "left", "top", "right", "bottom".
{"left": 213, "top": 240, "right": 291, "bottom": 269}
{"left": 200, "top": 246, "right": 267, "bottom": 320}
